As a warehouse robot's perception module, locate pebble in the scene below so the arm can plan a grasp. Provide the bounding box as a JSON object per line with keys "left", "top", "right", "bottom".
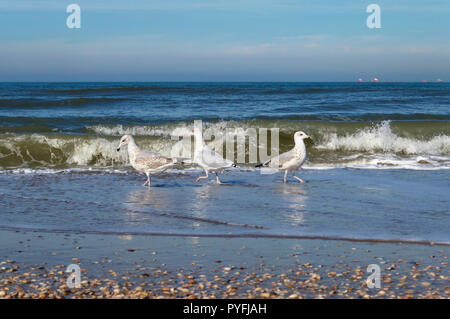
{"left": 0, "top": 249, "right": 447, "bottom": 299}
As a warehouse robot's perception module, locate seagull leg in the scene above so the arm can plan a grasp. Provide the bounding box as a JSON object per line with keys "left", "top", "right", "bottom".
{"left": 143, "top": 173, "right": 151, "bottom": 187}
{"left": 215, "top": 173, "right": 222, "bottom": 184}
{"left": 283, "top": 170, "right": 288, "bottom": 184}
{"left": 292, "top": 171, "right": 305, "bottom": 183}
{"left": 196, "top": 170, "right": 209, "bottom": 183}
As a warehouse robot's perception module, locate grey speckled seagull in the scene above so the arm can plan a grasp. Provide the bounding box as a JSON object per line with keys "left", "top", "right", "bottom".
{"left": 117, "top": 135, "right": 182, "bottom": 187}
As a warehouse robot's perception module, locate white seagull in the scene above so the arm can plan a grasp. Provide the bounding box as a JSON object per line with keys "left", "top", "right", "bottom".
{"left": 256, "top": 131, "right": 310, "bottom": 183}
{"left": 187, "top": 128, "right": 236, "bottom": 184}
{"left": 117, "top": 135, "right": 182, "bottom": 187}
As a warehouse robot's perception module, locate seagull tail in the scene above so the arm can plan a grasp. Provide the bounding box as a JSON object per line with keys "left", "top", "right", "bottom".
{"left": 232, "top": 163, "right": 237, "bottom": 168}
{"left": 255, "top": 163, "right": 263, "bottom": 168}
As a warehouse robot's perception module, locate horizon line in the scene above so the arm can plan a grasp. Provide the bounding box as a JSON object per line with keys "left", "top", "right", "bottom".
{"left": 0, "top": 80, "right": 447, "bottom": 83}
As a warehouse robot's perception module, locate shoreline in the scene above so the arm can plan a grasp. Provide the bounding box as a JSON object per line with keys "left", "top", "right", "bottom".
{"left": 1, "top": 229, "right": 448, "bottom": 299}
{"left": 1, "top": 226, "right": 449, "bottom": 247}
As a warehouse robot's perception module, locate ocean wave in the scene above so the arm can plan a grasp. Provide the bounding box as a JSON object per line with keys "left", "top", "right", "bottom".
{"left": 315, "top": 121, "right": 450, "bottom": 155}
{"left": 46, "top": 86, "right": 247, "bottom": 94}
{"left": 1, "top": 114, "right": 449, "bottom": 136}
{"left": 87, "top": 121, "right": 450, "bottom": 157}
{"left": 86, "top": 123, "right": 192, "bottom": 137}
{"left": 0, "top": 97, "right": 124, "bottom": 108}
{"left": 0, "top": 121, "right": 449, "bottom": 169}
{"left": 86, "top": 119, "right": 450, "bottom": 137}
{"left": 86, "top": 121, "right": 267, "bottom": 140}
{"left": 0, "top": 134, "right": 129, "bottom": 167}
{"left": 43, "top": 84, "right": 448, "bottom": 97}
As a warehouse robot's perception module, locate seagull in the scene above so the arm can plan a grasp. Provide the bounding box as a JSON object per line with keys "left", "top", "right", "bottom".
{"left": 256, "top": 131, "right": 310, "bottom": 183}
{"left": 117, "top": 134, "right": 183, "bottom": 187}
{"left": 187, "top": 128, "right": 236, "bottom": 184}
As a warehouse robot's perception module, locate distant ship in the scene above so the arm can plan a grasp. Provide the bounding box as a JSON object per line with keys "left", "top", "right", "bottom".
{"left": 437, "top": 78, "right": 443, "bottom": 82}
{"left": 357, "top": 78, "right": 364, "bottom": 82}
{"left": 372, "top": 77, "right": 379, "bottom": 82}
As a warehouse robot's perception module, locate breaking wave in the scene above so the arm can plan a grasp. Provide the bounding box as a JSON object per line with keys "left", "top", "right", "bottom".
{"left": 315, "top": 121, "right": 450, "bottom": 155}
{"left": 0, "top": 121, "right": 448, "bottom": 170}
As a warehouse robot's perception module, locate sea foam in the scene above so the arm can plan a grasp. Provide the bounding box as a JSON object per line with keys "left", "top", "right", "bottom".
{"left": 316, "top": 121, "right": 450, "bottom": 155}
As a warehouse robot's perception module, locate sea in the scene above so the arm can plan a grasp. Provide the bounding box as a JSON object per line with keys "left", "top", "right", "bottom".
{"left": 0, "top": 82, "right": 448, "bottom": 244}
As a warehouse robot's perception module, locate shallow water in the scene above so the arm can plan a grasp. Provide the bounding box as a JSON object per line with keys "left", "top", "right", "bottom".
{"left": 0, "top": 168, "right": 448, "bottom": 244}
{"left": 0, "top": 82, "right": 449, "bottom": 245}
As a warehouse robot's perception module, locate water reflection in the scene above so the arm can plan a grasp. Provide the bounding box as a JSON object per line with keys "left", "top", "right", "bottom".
{"left": 118, "top": 235, "right": 133, "bottom": 241}
{"left": 121, "top": 187, "right": 170, "bottom": 223}
{"left": 125, "top": 187, "right": 169, "bottom": 210}
{"left": 190, "top": 182, "right": 220, "bottom": 219}
{"left": 276, "top": 183, "right": 308, "bottom": 227}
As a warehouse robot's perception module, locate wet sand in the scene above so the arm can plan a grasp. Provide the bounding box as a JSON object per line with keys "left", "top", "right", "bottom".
{"left": 0, "top": 229, "right": 448, "bottom": 299}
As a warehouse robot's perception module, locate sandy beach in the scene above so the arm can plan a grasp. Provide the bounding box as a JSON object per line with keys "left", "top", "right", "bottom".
{"left": 1, "top": 229, "right": 448, "bottom": 299}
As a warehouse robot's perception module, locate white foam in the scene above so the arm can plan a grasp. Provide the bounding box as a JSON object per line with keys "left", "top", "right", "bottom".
{"left": 87, "top": 121, "right": 257, "bottom": 138}
{"left": 0, "top": 167, "right": 130, "bottom": 175}
{"left": 316, "top": 121, "right": 450, "bottom": 155}
{"left": 304, "top": 153, "right": 450, "bottom": 170}
{"left": 87, "top": 124, "right": 191, "bottom": 137}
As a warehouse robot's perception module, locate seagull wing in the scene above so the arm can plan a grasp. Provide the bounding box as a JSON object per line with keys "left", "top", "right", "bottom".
{"left": 200, "top": 144, "right": 234, "bottom": 169}
{"left": 263, "top": 149, "right": 295, "bottom": 169}
{"left": 134, "top": 150, "right": 176, "bottom": 170}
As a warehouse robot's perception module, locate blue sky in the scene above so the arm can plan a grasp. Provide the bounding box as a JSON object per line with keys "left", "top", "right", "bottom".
{"left": 0, "top": 0, "right": 449, "bottom": 81}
